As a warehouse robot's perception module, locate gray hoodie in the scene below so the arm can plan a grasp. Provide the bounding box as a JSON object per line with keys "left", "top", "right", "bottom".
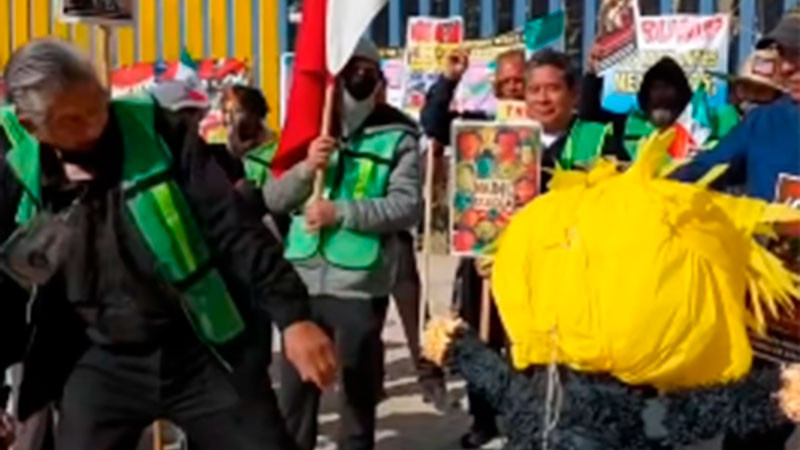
{"left": 263, "top": 104, "right": 421, "bottom": 300}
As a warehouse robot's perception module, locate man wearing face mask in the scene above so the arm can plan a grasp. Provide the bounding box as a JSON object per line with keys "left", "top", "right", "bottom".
{"left": 263, "top": 38, "right": 421, "bottom": 450}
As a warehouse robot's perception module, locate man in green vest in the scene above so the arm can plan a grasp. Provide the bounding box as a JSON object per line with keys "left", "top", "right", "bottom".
{"left": 263, "top": 38, "right": 421, "bottom": 450}
{"left": 0, "top": 39, "right": 335, "bottom": 450}
{"left": 221, "top": 84, "right": 277, "bottom": 189}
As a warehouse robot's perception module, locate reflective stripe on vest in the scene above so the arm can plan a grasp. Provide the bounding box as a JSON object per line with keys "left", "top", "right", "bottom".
{"left": 623, "top": 112, "right": 655, "bottom": 160}
{"left": 284, "top": 127, "right": 410, "bottom": 270}
{"left": 243, "top": 141, "right": 277, "bottom": 189}
{"left": 561, "top": 120, "right": 611, "bottom": 169}
{"left": 1, "top": 97, "right": 244, "bottom": 345}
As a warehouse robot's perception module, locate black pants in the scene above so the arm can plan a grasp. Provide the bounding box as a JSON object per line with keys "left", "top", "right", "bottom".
{"left": 722, "top": 425, "right": 794, "bottom": 450}
{"left": 453, "top": 259, "right": 505, "bottom": 433}
{"left": 56, "top": 337, "right": 295, "bottom": 450}
{"left": 279, "top": 296, "right": 389, "bottom": 450}
{"left": 392, "top": 231, "right": 429, "bottom": 366}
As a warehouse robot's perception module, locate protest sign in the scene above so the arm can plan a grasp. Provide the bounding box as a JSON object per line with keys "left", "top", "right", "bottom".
{"left": 402, "top": 16, "right": 464, "bottom": 118}
{"left": 595, "top": 0, "right": 638, "bottom": 73}
{"left": 496, "top": 100, "right": 527, "bottom": 122}
{"left": 452, "top": 31, "right": 524, "bottom": 116}
{"left": 381, "top": 57, "right": 406, "bottom": 110}
{"left": 450, "top": 120, "right": 541, "bottom": 257}
{"left": 750, "top": 174, "right": 800, "bottom": 364}
{"left": 59, "top": 0, "right": 134, "bottom": 24}
{"left": 601, "top": 14, "right": 731, "bottom": 113}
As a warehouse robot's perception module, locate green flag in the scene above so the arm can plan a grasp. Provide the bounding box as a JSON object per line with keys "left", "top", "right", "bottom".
{"left": 525, "top": 10, "right": 565, "bottom": 52}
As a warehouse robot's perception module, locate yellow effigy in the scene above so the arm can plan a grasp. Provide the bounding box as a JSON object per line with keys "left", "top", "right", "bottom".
{"left": 492, "top": 130, "right": 800, "bottom": 391}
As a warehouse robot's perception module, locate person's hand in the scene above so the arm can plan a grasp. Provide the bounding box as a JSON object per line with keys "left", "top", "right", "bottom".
{"left": 474, "top": 257, "right": 494, "bottom": 278}
{"left": 305, "top": 200, "right": 339, "bottom": 232}
{"left": 305, "top": 136, "right": 337, "bottom": 172}
{"left": 443, "top": 49, "right": 470, "bottom": 81}
{"left": 283, "top": 321, "right": 337, "bottom": 390}
{"left": 0, "top": 411, "right": 14, "bottom": 450}
{"left": 586, "top": 42, "right": 603, "bottom": 74}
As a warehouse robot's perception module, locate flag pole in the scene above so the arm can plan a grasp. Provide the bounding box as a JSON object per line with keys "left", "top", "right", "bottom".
{"left": 312, "top": 81, "right": 337, "bottom": 199}
{"left": 420, "top": 139, "right": 437, "bottom": 339}
{"left": 479, "top": 278, "right": 492, "bottom": 342}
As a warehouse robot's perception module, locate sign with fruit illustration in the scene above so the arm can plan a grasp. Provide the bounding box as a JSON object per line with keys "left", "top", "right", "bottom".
{"left": 450, "top": 120, "right": 541, "bottom": 256}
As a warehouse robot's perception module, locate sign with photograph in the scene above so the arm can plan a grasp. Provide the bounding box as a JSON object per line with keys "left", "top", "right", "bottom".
{"left": 450, "top": 121, "right": 541, "bottom": 257}
{"left": 595, "top": 0, "right": 639, "bottom": 73}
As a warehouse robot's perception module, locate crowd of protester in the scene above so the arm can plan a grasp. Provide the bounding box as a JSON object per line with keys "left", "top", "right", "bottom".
{"left": 0, "top": 8, "right": 798, "bottom": 450}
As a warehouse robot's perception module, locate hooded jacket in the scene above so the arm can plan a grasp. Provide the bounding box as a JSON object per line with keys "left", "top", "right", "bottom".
{"left": 580, "top": 56, "right": 693, "bottom": 155}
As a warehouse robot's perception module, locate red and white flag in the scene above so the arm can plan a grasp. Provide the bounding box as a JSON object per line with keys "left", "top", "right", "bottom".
{"left": 272, "top": 0, "right": 388, "bottom": 177}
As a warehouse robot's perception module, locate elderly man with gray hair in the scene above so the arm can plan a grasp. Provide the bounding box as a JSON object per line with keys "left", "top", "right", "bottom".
{"left": 0, "top": 39, "right": 337, "bottom": 450}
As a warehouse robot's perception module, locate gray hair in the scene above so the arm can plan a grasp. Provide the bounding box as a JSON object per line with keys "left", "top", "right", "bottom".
{"left": 3, "top": 39, "right": 99, "bottom": 126}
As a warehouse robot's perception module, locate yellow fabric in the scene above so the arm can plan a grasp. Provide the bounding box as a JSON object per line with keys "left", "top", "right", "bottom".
{"left": 492, "top": 130, "right": 800, "bottom": 391}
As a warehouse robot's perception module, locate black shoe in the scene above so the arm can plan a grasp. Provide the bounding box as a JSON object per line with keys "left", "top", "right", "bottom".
{"left": 417, "top": 359, "right": 449, "bottom": 411}
{"left": 459, "top": 428, "right": 498, "bottom": 449}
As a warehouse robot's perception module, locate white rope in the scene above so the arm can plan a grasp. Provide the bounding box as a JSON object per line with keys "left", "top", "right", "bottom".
{"left": 541, "top": 326, "right": 564, "bottom": 450}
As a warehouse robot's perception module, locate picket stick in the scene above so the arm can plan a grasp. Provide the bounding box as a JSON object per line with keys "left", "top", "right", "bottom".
{"left": 420, "top": 140, "right": 437, "bottom": 339}
{"left": 479, "top": 278, "right": 492, "bottom": 342}
{"left": 153, "top": 420, "right": 164, "bottom": 450}
{"left": 312, "top": 82, "right": 337, "bottom": 200}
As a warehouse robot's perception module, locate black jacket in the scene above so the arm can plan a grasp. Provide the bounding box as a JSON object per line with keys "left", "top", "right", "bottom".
{"left": 0, "top": 100, "right": 310, "bottom": 419}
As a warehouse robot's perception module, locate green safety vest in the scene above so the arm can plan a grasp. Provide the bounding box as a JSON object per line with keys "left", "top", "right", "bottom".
{"left": 560, "top": 120, "right": 612, "bottom": 169}
{"left": 243, "top": 141, "right": 277, "bottom": 189}
{"left": 623, "top": 111, "right": 656, "bottom": 160}
{"left": 623, "top": 107, "right": 740, "bottom": 160}
{"left": 284, "top": 125, "right": 414, "bottom": 270}
{"left": 0, "top": 96, "right": 245, "bottom": 345}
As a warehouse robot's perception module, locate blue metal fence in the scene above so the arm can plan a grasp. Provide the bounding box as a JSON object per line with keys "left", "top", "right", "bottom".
{"left": 278, "top": 0, "right": 797, "bottom": 72}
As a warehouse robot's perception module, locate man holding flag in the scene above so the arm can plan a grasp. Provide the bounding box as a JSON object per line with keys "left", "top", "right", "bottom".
{"left": 265, "top": 2, "right": 419, "bottom": 448}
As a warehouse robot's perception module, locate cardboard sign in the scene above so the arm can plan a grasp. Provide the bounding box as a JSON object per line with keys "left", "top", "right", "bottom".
{"left": 450, "top": 121, "right": 541, "bottom": 257}
{"left": 751, "top": 174, "right": 800, "bottom": 363}
{"left": 59, "top": 0, "right": 134, "bottom": 24}
{"left": 496, "top": 100, "right": 528, "bottom": 122}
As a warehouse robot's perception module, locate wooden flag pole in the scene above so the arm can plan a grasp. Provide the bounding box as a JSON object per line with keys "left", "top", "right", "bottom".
{"left": 312, "top": 82, "right": 337, "bottom": 200}
{"left": 152, "top": 420, "right": 164, "bottom": 450}
{"left": 479, "top": 278, "right": 492, "bottom": 342}
{"left": 420, "top": 140, "right": 437, "bottom": 339}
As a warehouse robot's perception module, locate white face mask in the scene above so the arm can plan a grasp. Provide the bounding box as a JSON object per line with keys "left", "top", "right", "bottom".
{"left": 650, "top": 108, "right": 676, "bottom": 129}
{"left": 739, "top": 101, "right": 760, "bottom": 115}
{"left": 340, "top": 81, "right": 376, "bottom": 136}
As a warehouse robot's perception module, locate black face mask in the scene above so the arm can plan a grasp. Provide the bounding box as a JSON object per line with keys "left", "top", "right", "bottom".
{"left": 344, "top": 74, "right": 379, "bottom": 101}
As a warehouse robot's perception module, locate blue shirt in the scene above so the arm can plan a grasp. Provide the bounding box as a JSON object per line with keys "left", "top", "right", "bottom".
{"left": 673, "top": 96, "right": 800, "bottom": 201}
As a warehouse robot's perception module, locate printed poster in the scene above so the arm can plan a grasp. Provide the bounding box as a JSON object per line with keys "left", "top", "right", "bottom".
{"left": 402, "top": 16, "right": 464, "bottom": 118}
{"left": 595, "top": 0, "right": 639, "bottom": 73}
{"left": 60, "top": 0, "right": 134, "bottom": 24}
{"left": 751, "top": 174, "right": 800, "bottom": 363}
{"left": 602, "top": 14, "right": 731, "bottom": 113}
{"left": 452, "top": 31, "right": 524, "bottom": 116}
{"left": 381, "top": 57, "right": 406, "bottom": 110}
{"left": 450, "top": 121, "right": 541, "bottom": 257}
